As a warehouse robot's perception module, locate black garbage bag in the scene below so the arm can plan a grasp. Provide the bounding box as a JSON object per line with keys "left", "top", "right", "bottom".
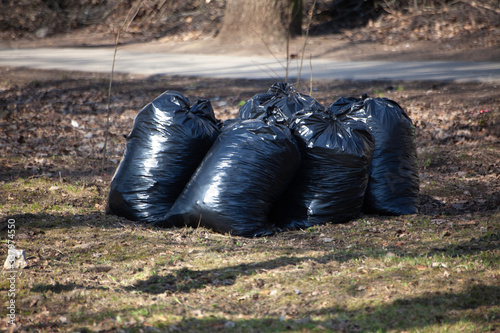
{"left": 271, "top": 110, "right": 374, "bottom": 229}
{"left": 155, "top": 119, "right": 301, "bottom": 237}
{"left": 238, "top": 82, "right": 324, "bottom": 125}
{"left": 105, "top": 91, "right": 220, "bottom": 222}
{"left": 328, "top": 96, "right": 419, "bottom": 215}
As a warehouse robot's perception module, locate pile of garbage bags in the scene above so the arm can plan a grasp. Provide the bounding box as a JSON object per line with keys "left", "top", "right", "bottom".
{"left": 106, "top": 83, "right": 419, "bottom": 237}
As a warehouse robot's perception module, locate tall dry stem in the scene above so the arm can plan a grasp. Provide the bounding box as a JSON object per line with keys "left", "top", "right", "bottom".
{"left": 296, "top": 0, "right": 316, "bottom": 88}
{"left": 102, "top": 1, "right": 144, "bottom": 173}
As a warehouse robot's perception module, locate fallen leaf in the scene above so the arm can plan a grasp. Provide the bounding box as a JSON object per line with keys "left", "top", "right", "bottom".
{"left": 457, "top": 220, "right": 476, "bottom": 226}
{"left": 431, "top": 219, "right": 447, "bottom": 225}
{"left": 441, "top": 230, "right": 451, "bottom": 237}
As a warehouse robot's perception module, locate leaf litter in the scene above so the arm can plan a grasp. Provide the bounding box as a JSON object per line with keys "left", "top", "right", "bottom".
{"left": 0, "top": 67, "right": 499, "bottom": 332}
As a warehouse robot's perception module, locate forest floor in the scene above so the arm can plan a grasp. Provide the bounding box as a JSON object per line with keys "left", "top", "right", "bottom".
{"left": 1, "top": 1, "right": 499, "bottom": 332}
{"left": 0, "top": 66, "right": 499, "bottom": 332}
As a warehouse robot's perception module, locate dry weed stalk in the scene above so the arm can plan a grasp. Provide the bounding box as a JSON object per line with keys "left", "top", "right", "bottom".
{"left": 102, "top": 1, "right": 145, "bottom": 173}
{"left": 296, "top": 0, "right": 316, "bottom": 89}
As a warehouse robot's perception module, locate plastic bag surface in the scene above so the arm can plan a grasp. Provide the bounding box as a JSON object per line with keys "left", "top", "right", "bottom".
{"left": 105, "top": 91, "right": 220, "bottom": 222}
{"left": 156, "top": 119, "right": 301, "bottom": 237}
{"left": 272, "top": 110, "right": 374, "bottom": 229}
{"left": 328, "top": 97, "right": 419, "bottom": 215}
{"left": 238, "top": 82, "right": 324, "bottom": 124}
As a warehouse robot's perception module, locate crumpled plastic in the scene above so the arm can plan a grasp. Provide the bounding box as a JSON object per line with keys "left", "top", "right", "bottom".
{"left": 238, "top": 82, "right": 324, "bottom": 125}
{"left": 155, "top": 119, "right": 301, "bottom": 237}
{"left": 328, "top": 96, "right": 419, "bottom": 215}
{"left": 272, "top": 109, "right": 374, "bottom": 229}
{"left": 105, "top": 91, "right": 220, "bottom": 222}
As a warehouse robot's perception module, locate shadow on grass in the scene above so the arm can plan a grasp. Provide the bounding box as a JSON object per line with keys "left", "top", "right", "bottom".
{"left": 0, "top": 212, "right": 139, "bottom": 230}
{"left": 10, "top": 210, "right": 497, "bottom": 332}
{"left": 429, "top": 232, "right": 500, "bottom": 256}
{"left": 126, "top": 227, "right": 499, "bottom": 296}
{"left": 20, "top": 284, "right": 498, "bottom": 332}
{"left": 174, "top": 284, "right": 498, "bottom": 332}
{"left": 30, "top": 282, "right": 109, "bottom": 294}
{"left": 419, "top": 192, "right": 500, "bottom": 217}
{"left": 159, "top": 284, "right": 499, "bottom": 332}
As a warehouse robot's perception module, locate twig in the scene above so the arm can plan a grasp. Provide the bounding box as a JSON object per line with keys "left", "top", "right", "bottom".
{"left": 197, "top": 215, "right": 202, "bottom": 229}
{"left": 286, "top": 29, "right": 290, "bottom": 83}
{"left": 309, "top": 53, "right": 313, "bottom": 96}
{"left": 459, "top": 0, "right": 500, "bottom": 14}
{"left": 297, "top": 0, "right": 316, "bottom": 88}
{"left": 381, "top": 1, "right": 411, "bottom": 21}
{"left": 101, "top": 1, "right": 145, "bottom": 173}
{"left": 382, "top": 0, "right": 397, "bottom": 16}
{"left": 251, "top": 27, "right": 287, "bottom": 73}
{"left": 250, "top": 60, "right": 283, "bottom": 81}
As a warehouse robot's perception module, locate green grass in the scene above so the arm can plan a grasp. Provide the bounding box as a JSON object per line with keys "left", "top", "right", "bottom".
{"left": 0, "top": 177, "right": 102, "bottom": 216}
{"left": 1, "top": 159, "right": 499, "bottom": 332}
{"left": 2, "top": 212, "right": 498, "bottom": 332}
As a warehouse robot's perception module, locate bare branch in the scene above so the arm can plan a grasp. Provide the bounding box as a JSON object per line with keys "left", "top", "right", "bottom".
{"left": 297, "top": 0, "right": 316, "bottom": 87}
{"left": 102, "top": 1, "right": 145, "bottom": 173}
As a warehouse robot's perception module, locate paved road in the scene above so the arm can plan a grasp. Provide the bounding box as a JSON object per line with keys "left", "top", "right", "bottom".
{"left": 1, "top": 47, "right": 499, "bottom": 82}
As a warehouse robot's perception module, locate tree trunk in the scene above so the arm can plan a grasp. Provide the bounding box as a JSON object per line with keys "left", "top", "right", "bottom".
{"left": 217, "top": 0, "right": 302, "bottom": 44}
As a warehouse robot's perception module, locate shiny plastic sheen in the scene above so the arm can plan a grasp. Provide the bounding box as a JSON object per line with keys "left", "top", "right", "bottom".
{"left": 328, "top": 97, "right": 419, "bottom": 215}
{"left": 238, "top": 82, "right": 324, "bottom": 124}
{"left": 105, "top": 91, "right": 220, "bottom": 222}
{"left": 272, "top": 110, "right": 374, "bottom": 229}
{"left": 156, "top": 119, "right": 301, "bottom": 237}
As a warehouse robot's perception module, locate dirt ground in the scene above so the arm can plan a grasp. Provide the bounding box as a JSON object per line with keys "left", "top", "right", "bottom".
{"left": 1, "top": 5, "right": 500, "bottom": 213}
{"left": 1, "top": 64, "right": 499, "bottom": 217}
{"left": 0, "top": 2, "right": 499, "bottom": 331}
{"left": 0, "top": 67, "right": 499, "bottom": 331}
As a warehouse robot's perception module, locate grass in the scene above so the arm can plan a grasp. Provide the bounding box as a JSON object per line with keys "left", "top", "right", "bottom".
{"left": 0, "top": 74, "right": 499, "bottom": 331}
{"left": 0, "top": 177, "right": 499, "bottom": 332}
{"left": 0, "top": 177, "right": 101, "bottom": 216}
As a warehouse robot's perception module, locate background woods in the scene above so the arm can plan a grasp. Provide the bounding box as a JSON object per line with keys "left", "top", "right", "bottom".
{"left": 0, "top": 0, "right": 498, "bottom": 49}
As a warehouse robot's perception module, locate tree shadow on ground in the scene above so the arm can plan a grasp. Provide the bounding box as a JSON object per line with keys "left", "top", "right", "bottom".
{"left": 22, "top": 283, "right": 497, "bottom": 332}
{"left": 174, "top": 284, "right": 499, "bottom": 332}
{"left": 30, "top": 282, "right": 109, "bottom": 294}
{"left": 0, "top": 212, "right": 139, "bottom": 231}
{"left": 418, "top": 193, "right": 500, "bottom": 217}
{"left": 0, "top": 156, "right": 116, "bottom": 183}
{"left": 128, "top": 228, "right": 499, "bottom": 296}
{"left": 9, "top": 209, "right": 498, "bottom": 332}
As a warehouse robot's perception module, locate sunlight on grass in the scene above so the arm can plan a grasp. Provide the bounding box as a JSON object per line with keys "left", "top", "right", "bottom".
{"left": 0, "top": 177, "right": 103, "bottom": 216}
{"left": 4, "top": 216, "right": 497, "bottom": 332}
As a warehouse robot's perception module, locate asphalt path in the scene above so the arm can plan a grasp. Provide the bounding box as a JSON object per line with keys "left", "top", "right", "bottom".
{"left": 1, "top": 47, "right": 499, "bottom": 82}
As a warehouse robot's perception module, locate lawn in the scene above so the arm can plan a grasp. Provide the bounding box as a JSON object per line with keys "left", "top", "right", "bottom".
{"left": 1, "top": 68, "right": 499, "bottom": 332}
